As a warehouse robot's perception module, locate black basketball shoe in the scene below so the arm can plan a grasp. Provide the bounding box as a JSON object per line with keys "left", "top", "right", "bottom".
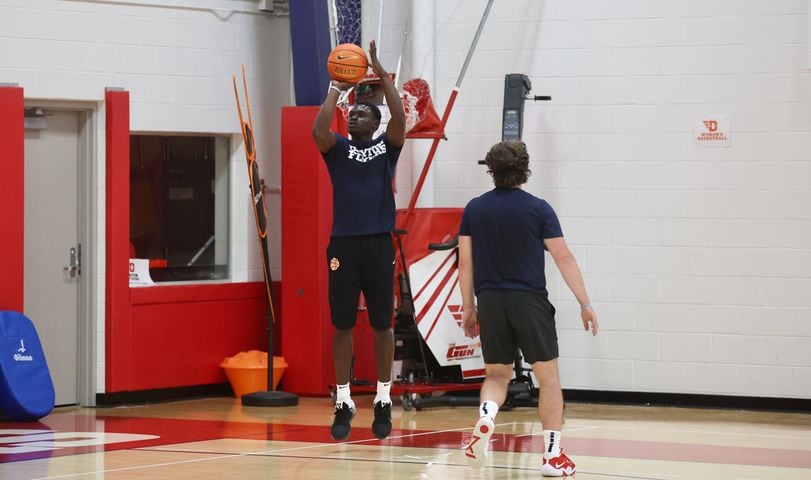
{"left": 371, "top": 401, "right": 392, "bottom": 439}
{"left": 330, "top": 402, "right": 355, "bottom": 441}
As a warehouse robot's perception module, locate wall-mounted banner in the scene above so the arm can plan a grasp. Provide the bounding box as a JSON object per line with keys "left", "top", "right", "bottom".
{"left": 694, "top": 115, "right": 731, "bottom": 147}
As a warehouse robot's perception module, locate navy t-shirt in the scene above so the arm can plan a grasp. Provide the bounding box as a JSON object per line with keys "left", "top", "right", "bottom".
{"left": 459, "top": 187, "right": 563, "bottom": 295}
{"left": 322, "top": 132, "right": 402, "bottom": 236}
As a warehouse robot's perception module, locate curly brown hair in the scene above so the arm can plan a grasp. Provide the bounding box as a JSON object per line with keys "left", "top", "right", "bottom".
{"left": 484, "top": 140, "right": 531, "bottom": 188}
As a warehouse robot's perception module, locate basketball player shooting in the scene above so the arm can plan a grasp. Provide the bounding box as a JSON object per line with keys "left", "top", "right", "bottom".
{"left": 312, "top": 40, "right": 406, "bottom": 441}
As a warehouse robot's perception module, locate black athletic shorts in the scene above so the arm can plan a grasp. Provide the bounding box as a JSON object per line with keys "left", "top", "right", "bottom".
{"left": 326, "top": 233, "right": 395, "bottom": 331}
{"left": 476, "top": 289, "right": 559, "bottom": 364}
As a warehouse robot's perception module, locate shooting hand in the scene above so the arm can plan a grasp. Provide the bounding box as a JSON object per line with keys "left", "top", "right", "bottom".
{"left": 369, "top": 40, "right": 386, "bottom": 77}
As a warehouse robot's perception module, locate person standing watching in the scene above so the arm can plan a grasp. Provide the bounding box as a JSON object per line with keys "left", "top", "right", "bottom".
{"left": 312, "top": 40, "right": 406, "bottom": 441}
{"left": 459, "top": 140, "right": 598, "bottom": 476}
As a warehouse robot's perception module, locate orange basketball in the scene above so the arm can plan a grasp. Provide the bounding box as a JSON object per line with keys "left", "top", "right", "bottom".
{"left": 327, "top": 43, "right": 368, "bottom": 84}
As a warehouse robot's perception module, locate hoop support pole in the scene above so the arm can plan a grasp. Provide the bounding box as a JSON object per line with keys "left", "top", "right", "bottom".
{"left": 455, "top": 0, "right": 494, "bottom": 89}
{"left": 402, "top": 0, "right": 494, "bottom": 221}
{"left": 405, "top": 87, "right": 458, "bottom": 217}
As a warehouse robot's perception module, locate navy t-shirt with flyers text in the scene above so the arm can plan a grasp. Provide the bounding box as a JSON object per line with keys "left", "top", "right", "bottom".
{"left": 322, "top": 132, "right": 402, "bottom": 236}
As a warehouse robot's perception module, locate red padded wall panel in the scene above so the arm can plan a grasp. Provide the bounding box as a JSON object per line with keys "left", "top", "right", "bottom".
{"left": 105, "top": 89, "right": 132, "bottom": 392}
{"left": 281, "top": 106, "right": 337, "bottom": 396}
{"left": 128, "top": 283, "right": 267, "bottom": 390}
{"left": 0, "top": 86, "right": 24, "bottom": 311}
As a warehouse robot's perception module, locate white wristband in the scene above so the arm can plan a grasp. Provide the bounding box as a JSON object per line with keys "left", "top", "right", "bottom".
{"left": 581, "top": 304, "right": 593, "bottom": 309}
{"left": 328, "top": 84, "right": 342, "bottom": 95}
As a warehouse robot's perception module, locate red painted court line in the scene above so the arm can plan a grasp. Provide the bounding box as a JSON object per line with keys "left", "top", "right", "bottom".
{"left": 0, "top": 415, "right": 317, "bottom": 463}
{"left": 2, "top": 413, "right": 810, "bottom": 469}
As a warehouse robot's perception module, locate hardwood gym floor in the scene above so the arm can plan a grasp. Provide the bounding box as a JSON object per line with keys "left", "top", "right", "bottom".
{"left": 1, "top": 396, "right": 810, "bottom": 479}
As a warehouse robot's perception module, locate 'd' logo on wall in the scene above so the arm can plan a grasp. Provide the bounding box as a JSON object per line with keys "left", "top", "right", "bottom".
{"left": 695, "top": 115, "right": 730, "bottom": 147}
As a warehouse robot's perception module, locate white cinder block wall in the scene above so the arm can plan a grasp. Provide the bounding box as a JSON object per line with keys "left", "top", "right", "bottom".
{"left": 366, "top": 0, "right": 811, "bottom": 399}
{"left": 3, "top": 0, "right": 809, "bottom": 400}
{"left": 0, "top": 0, "right": 290, "bottom": 393}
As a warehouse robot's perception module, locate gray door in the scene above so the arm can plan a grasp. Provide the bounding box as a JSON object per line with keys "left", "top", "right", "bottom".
{"left": 24, "top": 110, "right": 81, "bottom": 406}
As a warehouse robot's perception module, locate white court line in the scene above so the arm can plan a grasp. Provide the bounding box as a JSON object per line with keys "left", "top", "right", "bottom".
{"left": 30, "top": 453, "right": 252, "bottom": 480}
{"left": 132, "top": 421, "right": 516, "bottom": 457}
{"left": 249, "top": 421, "right": 518, "bottom": 455}
{"left": 514, "top": 425, "right": 600, "bottom": 438}
{"left": 29, "top": 422, "right": 518, "bottom": 479}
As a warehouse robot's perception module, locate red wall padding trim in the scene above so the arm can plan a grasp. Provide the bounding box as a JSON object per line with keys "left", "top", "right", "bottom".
{"left": 0, "top": 86, "right": 24, "bottom": 312}
{"left": 128, "top": 295, "right": 267, "bottom": 389}
{"left": 105, "top": 89, "right": 132, "bottom": 392}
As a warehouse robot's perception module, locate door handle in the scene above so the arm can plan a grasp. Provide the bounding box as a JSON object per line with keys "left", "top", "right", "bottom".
{"left": 63, "top": 245, "right": 81, "bottom": 278}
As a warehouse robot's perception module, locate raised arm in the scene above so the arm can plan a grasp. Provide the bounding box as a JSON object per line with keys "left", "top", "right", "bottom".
{"left": 543, "top": 236, "right": 599, "bottom": 335}
{"left": 368, "top": 40, "right": 406, "bottom": 148}
{"left": 312, "top": 80, "right": 352, "bottom": 154}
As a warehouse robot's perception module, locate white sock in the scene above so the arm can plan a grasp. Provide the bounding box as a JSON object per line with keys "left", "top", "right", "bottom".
{"left": 336, "top": 382, "right": 354, "bottom": 408}
{"left": 543, "top": 430, "right": 562, "bottom": 458}
{"left": 373, "top": 380, "right": 392, "bottom": 405}
{"left": 479, "top": 400, "right": 499, "bottom": 420}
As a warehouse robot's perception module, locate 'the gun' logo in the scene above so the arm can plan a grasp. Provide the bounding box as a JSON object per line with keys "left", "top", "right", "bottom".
{"left": 447, "top": 344, "right": 476, "bottom": 360}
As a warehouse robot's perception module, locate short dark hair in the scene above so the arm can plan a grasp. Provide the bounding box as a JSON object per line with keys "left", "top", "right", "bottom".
{"left": 484, "top": 140, "right": 531, "bottom": 188}
{"left": 355, "top": 102, "right": 382, "bottom": 124}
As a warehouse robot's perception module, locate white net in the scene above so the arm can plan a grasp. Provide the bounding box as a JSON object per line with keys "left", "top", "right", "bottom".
{"left": 334, "top": 87, "right": 353, "bottom": 121}
{"left": 335, "top": 76, "right": 439, "bottom": 138}
{"left": 402, "top": 90, "right": 420, "bottom": 131}
{"left": 330, "top": 0, "right": 454, "bottom": 139}
{"left": 332, "top": 0, "right": 361, "bottom": 46}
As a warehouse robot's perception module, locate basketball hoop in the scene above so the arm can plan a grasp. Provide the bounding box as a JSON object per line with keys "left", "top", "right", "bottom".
{"left": 335, "top": 73, "right": 441, "bottom": 138}
{"left": 402, "top": 78, "right": 443, "bottom": 138}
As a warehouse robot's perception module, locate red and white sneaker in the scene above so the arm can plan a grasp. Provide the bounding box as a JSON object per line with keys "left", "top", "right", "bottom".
{"left": 541, "top": 451, "right": 576, "bottom": 476}
{"left": 464, "top": 416, "right": 494, "bottom": 468}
